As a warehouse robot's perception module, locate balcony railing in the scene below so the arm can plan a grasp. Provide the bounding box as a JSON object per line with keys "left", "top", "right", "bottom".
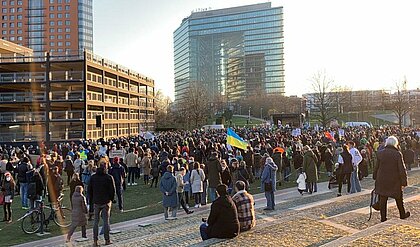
{"left": 0, "top": 72, "right": 46, "bottom": 83}
{"left": 50, "top": 110, "right": 84, "bottom": 120}
{"left": 104, "top": 94, "right": 117, "bottom": 104}
{"left": 0, "top": 92, "right": 46, "bottom": 102}
{"left": 87, "top": 111, "right": 102, "bottom": 120}
{"left": 0, "top": 132, "right": 45, "bottom": 142}
{"left": 51, "top": 91, "right": 84, "bottom": 101}
{"left": 104, "top": 112, "right": 118, "bottom": 120}
{"left": 50, "top": 71, "right": 84, "bottom": 81}
{"left": 0, "top": 112, "right": 46, "bottom": 122}
{"left": 87, "top": 92, "right": 103, "bottom": 102}
{"left": 50, "top": 130, "right": 84, "bottom": 141}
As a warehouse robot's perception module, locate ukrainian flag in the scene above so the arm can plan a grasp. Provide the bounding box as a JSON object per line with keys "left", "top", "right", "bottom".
{"left": 227, "top": 128, "right": 248, "bottom": 150}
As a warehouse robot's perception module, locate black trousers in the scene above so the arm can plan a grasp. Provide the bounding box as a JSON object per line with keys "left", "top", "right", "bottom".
{"left": 379, "top": 194, "right": 406, "bottom": 222}
{"left": 337, "top": 173, "right": 351, "bottom": 194}
{"left": 3, "top": 202, "right": 11, "bottom": 220}
{"left": 178, "top": 192, "right": 189, "bottom": 213}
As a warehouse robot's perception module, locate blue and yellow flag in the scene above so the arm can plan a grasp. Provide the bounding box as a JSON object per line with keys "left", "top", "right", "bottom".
{"left": 227, "top": 128, "right": 248, "bottom": 150}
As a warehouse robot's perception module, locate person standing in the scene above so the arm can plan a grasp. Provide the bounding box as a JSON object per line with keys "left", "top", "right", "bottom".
{"left": 204, "top": 152, "right": 222, "bottom": 203}
{"left": 150, "top": 152, "right": 160, "bottom": 188}
{"left": 1, "top": 172, "right": 15, "bottom": 223}
{"left": 109, "top": 157, "right": 126, "bottom": 212}
{"left": 140, "top": 150, "right": 152, "bottom": 185}
{"left": 302, "top": 146, "right": 318, "bottom": 194}
{"left": 337, "top": 145, "right": 353, "bottom": 196}
{"left": 159, "top": 165, "right": 178, "bottom": 220}
{"left": 374, "top": 136, "right": 410, "bottom": 222}
{"left": 69, "top": 173, "right": 83, "bottom": 205}
{"left": 64, "top": 155, "right": 75, "bottom": 186}
{"left": 260, "top": 157, "right": 278, "bottom": 211}
{"left": 89, "top": 162, "right": 116, "bottom": 246}
{"left": 175, "top": 167, "right": 193, "bottom": 215}
{"left": 125, "top": 148, "right": 139, "bottom": 186}
{"left": 66, "top": 186, "right": 88, "bottom": 243}
{"left": 17, "top": 157, "right": 30, "bottom": 209}
{"left": 190, "top": 162, "right": 205, "bottom": 208}
{"left": 348, "top": 141, "right": 362, "bottom": 193}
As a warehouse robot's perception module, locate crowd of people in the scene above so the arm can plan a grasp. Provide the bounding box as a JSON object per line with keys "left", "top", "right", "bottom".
{"left": 0, "top": 124, "right": 417, "bottom": 244}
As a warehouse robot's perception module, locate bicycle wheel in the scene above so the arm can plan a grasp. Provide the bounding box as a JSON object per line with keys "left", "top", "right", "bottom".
{"left": 21, "top": 210, "right": 42, "bottom": 234}
{"left": 54, "top": 207, "right": 72, "bottom": 228}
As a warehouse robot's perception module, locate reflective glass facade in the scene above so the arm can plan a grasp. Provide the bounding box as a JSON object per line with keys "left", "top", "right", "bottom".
{"left": 78, "top": 0, "right": 93, "bottom": 51}
{"left": 174, "top": 3, "right": 284, "bottom": 105}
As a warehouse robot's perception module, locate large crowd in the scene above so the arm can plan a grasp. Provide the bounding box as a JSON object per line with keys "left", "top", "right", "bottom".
{"left": 0, "top": 125, "right": 417, "bottom": 245}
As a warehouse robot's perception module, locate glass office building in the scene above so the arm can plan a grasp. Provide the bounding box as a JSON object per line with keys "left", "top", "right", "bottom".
{"left": 174, "top": 3, "right": 284, "bottom": 106}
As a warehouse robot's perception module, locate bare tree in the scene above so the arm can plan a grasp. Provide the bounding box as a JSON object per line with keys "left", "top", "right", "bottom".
{"left": 178, "top": 82, "right": 211, "bottom": 129}
{"left": 154, "top": 90, "right": 173, "bottom": 128}
{"left": 391, "top": 79, "right": 410, "bottom": 128}
{"left": 310, "top": 70, "right": 337, "bottom": 127}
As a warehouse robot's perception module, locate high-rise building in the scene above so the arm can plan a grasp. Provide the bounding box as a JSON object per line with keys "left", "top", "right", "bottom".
{"left": 0, "top": 0, "right": 93, "bottom": 54}
{"left": 174, "top": 3, "right": 284, "bottom": 107}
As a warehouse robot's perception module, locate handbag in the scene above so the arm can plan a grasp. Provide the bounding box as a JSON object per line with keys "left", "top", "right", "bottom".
{"left": 368, "top": 188, "right": 380, "bottom": 221}
{"left": 264, "top": 168, "right": 273, "bottom": 192}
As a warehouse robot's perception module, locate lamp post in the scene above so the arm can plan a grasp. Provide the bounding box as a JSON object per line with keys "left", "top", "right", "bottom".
{"left": 260, "top": 107, "right": 263, "bottom": 120}
{"left": 248, "top": 107, "right": 251, "bottom": 120}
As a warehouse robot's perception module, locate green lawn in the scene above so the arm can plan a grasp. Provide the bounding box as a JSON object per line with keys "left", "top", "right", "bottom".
{"left": 226, "top": 116, "right": 265, "bottom": 128}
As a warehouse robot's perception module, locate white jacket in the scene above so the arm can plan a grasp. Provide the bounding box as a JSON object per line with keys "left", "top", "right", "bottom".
{"left": 190, "top": 168, "right": 205, "bottom": 193}
{"left": 296, "top": 173, "right": 307, "bottom": 190}
{"left": 349, "top": 148, "right": 362, "bottom": 167}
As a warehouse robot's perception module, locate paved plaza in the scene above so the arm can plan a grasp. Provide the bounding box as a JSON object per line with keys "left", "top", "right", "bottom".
{"left": 15, "top": 168, "right": 420, "bottom": 247}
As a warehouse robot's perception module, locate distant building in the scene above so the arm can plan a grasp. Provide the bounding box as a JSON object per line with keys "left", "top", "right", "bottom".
{"left": 0, "top": 0, "right": 93, "bottom": 54}
{"left": 0, "top": 49, "right": 155, "bottom": 143}
{"left": 174, "top": 2, "right": 284, "bottom": 108}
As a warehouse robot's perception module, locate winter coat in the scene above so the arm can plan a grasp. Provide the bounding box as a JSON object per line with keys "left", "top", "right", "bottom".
{"left": 69, "top": 179, "right": 84, "bottom": 200}
{"left": 402, "top": 149, "right": 415, "bottom": 165}
{"left": 183, "top": 170, "right": 191, "bottom": 192}
{"left": 88, "top": 170, "right": 116, "bottom": 205}
{"left": 151, "top": 158, "right": 160, "bottom": 177}
{"left": 205, "top": 156, "right": 222, "bottom": 188}
{"left": 175, "top": 171, "right": 185, "bottom": 193}
{"left": 272, "top": 152, "right": 282, "bottom": 171}
{"left": 125, "top": 152, "right": 138, "bottom": 168}
{"left": 207, "top": 195, "right": 240, "bottom": 239}
{"left": 337, "top": 152, "right": 353, "bottom": 175}
{"left": 109, "top": 163, "right": 126, "bottom": 189}
{"left": 71, "top": 192, "right": 88, "bottom": 227}
{"left": 374, "top": 146, "right": 408, "bottom": 198}
{"left": 303, "top": 150, "right": 318, "bottom": 183}
{"left": 324, "top": 148, "right": 334, "bottom": 172}
{"left": 141, "top": 156, "right": 152, "bottom": 176}
{"left": 260, "top": 162, "right": 278, "bottom": 192}
{"left": 297, "top": 173, "right": 307, "bottom": 190}
{"left": 243, "top": 152, "right": 254, "bottom": 169}
{"left": 221, "top": 167, "right": 232, "bottom": 186}
{"left": 159, "top": 172, "right": 178, "bottom": 208}
{"left": 1, "top": 180, "right": 15, "bottom": 199}
{"left": 190, "top": 168, "right": 205, "bottom": 193}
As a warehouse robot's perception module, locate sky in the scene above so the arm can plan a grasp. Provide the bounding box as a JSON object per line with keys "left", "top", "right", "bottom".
{"left": 93, "top": 0, "right": 420, "bottom": 99}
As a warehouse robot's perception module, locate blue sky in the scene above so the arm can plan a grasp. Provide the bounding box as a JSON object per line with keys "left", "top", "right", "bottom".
{"left": 93, "top": 0, "right": 420, "bottom": 99}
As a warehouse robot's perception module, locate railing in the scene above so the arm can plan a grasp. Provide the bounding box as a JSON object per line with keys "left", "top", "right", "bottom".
{"left": 86, "top": 92, "right": 103, "bottom": 102}
{"left": 0, "top": 112, "right": 46, "bottom": 122}
{"left": 119, "top": 112, "right": 129, "bottom": 120}
{"left": 104, "top": 94, "right": 117, "bottom": 104}
{"left": 130, "top": 113, "right": 139, "bottom": 120}
{"left": 50, "top": 130, "right": 84, "bottom": 141}
{"left": 50, "top": 70, "right": 84, "bottom": 81}
{"left": 118, "top": 97, "right": 129, "bottom": 105}
{"left": 87, "top": 72, "right": 103, "bottom": 84}
{"left": 87, "top": 111, "right": 102, "bottom": 120}
{"left": 129, "top": 85, "right": 138, "bottom": 93}
{"left": 118, "top": 81, "right": 129, "bottom": 91}
{"left": 51, "top": 91, "right": 84, "bottom": 101}
{"left": 139, "top": 89, "right": 146, "bottom": 95}
{"left": 104, "top": 112, "right": 117, "bottom": 120}
{"left": 0, "top": 92, "right": 46, "bottom": 102}
{"left": 0, "top": 72, "right": 46, "bottom": 83}
{"left": 104, "top": 77, "right": 117, "bottom": 87}
{"left": 50, "top": 110, "right": 84, "bottom": 120}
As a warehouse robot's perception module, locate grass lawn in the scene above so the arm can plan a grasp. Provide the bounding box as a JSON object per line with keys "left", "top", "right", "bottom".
{"left": 226, "top": 116, "right": 265, "bottom": 128}
{"left": 1, "top": 165, "right": 335, "bottom": 246}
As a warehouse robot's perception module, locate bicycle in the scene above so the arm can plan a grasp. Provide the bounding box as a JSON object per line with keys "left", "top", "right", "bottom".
{"left": 20, "top": 194, "right": 72, "bottom": 234}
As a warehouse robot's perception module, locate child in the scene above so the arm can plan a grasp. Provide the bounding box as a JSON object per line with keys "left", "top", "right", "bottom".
{"left": 66, "top": 185, "right": 88, "bottom": 243}
{"left": 2, "top": 172, "right": 15, "bottom": 223}
{"left": 296, "top": 168, "right": 306, "bottom": 195}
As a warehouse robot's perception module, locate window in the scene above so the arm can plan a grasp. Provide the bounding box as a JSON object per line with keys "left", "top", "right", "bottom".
{"left": 65, "top": 20, "right": 70, "bottom": 25}
{"left": 58, "top": 41, "right": 63, "bottom": 46}
{"left": 9, "top": 29, "right": 13, "bottom": 34}
{"left": 10, "top": 8, "right": 14, "bottom": 13}
{"left": 49, "top": 28, "right": 55, "bottom": 32}
{"left": 17, "top": 22, "right": 21, "bottom": 27}
{"left": 17, "top": 14, "right": 21, "bottom": 19}
{"left": 17, "top": 36, "right": 22, "bottom": 41}
{"left": 57, "top": 20, "right": 62, "bottom": 26}
{"left": 1, "top": 15, "right": 6, "bottom": 20}
{"left": 65, "top": 41, "right": 70, "bottom": 46}
{"left": 1, "top": 30, "right": 5, "bottom": 34}
{"left": 17, "top": 0, "right": 22, "bottom": 5}
{"left": 58, "top": 48, "right": 63, "bottom": 52}
{"left": 49, "top": 0, "right": 54, "bottom": 3}
{"left": 65, "top": 27, "right": 70, "bottom": 32}
{"left": 9, "top": 36, "right": 14, "bottom": 41}
{"left": 58, "top": 0, "right": 62, "bottom": 3}
{"left": 57, "top": 13, "right": 62, "bottom": 18}
{"left": 1, "top": 23, "right": 6, "bottom": 28}
{"left": 65, "top": 13, "right": 69, "bottom": 18}
{"left": 57, "top": 35, "right": 62, "bottom": 39}
{"left": 1, "top": 1, "right": 5, "bottom": 6}
{"left": 57, "top": 6, "right": 62, "bottom": 11}
{"left": 49, "top": 6, "right": 54, "bottom": 11}
{"left": 49, "top": 35, "right": 54, "bottom": 39}
{"left": 17, "top": 7, "right": 21, "bottom": 12}
{"left": 57, "top": 28, "right": 62, "bottom": 32}
{"left": 2, "top": 8, "right": 6, "bottom": 13}
{"left": 49, "top": 13, "right": 54, "bottom": 18}
{"left": 50, "top": 42, "right": 55, "bottom": 46}
{"left": 65, "top": 5, "right": 69, "bottom": 10}
{"left": 9, "top": 15, "right": 13, "bottom": 20}
{"left": 17, "top": 29, "right": 21, "bottom": 34}
{"left": 10, "top": 0, "right": 14, "bottom": 5}
{"left": 65, "top": 34, "right": 70, "bottom": 39}
{"left": 49, "top": 21, "right": 54, "bottom": 26}
{"left": 9, "top": 22, "right": 13, "bottom": 27}
{"left": 65, "top": 0, "right": 70, "bottom": 3}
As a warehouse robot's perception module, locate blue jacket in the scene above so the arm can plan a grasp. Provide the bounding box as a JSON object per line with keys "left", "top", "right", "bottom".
{"left": 159, "top": 171, "right": 178, "bottom": 208}
{"left": 109, "top": 164, "right": 126, "bottom": 189}
{"left": 260, "top": 162, "right": 278, "bottom": 192}
{"left": 183, "top": 170, "right": 191, "bottom": 192}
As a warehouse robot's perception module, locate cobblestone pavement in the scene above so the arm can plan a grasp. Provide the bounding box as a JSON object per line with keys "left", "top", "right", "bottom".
{"left": 343, "top": 224, "right": 420, "bottom": 247}
{"left": 18, "top": 169, "right": 420, "bottom": 247}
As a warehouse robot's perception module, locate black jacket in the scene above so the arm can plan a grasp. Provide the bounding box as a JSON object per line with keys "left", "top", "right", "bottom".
{"left": 17, "top": 162, "right": 30, "bottom": 183}
{"left": 88, "top": 169, "right": 116, "bottom": 205}
{"left": 207, "top": 195, "right": 240, "bottom": 239}
{"left": 109, "top": 164, "right": 126, "bottom": 187}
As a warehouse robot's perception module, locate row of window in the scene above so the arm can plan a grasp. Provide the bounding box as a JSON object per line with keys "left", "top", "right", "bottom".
{"left": 49, "top": 0, "right": 71, "bottom": 3}
{"left": 1, "top": 14, "right": 22, "bottom": 20}
{"left": 50, "top": 27, "right": 71, "bottom": 33}
{"left": 48, "top": 5, "right": 71, "bottom": 11}
{"left": 2, "top": 1, "right": 23, "bottom": 6}
{"left": 1, "top": 7, "right": 22, "bottom": 13}
{"left": 49, "top": 34, "right": 71, "bottom": 39}
{"left": 1, "top": 36, "right": 22, "bottom": 41}
{"left": 1, "top": 29, "right": 22, "bottom": 34}
{"left": 49, "top": 41, "right": 71, "bottom": 47}
{"left": 49, "top": 13, "right": 70, "bottom": 19}
{"left": 1, "top": 22, "right": 21, "bottom": 27}
{"left": 49, "top": 20, "right": 71, "bottom": 26}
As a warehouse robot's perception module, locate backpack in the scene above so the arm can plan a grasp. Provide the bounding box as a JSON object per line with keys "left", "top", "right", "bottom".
{"left": 368, "top": 188, "right": 380, "bottom": 221}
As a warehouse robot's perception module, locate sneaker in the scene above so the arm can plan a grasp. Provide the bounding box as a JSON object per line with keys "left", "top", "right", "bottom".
{"left": 133, "top": 182, "right": 138, "bottom": 186}
{"left": 194, "top": 204, "right": 199, "bottom": 208}
{"left": 337, "top": 193, "right": 342, "bottom": 197}
{"left": 120, "top": 209, "right": 124, "bottom": 213}
{"left": 187, "top": 210, "right": 194, "bottom": 214}
{"left": 128, "top": 183, "right": 132, "bottom": 186}
{"left": 22, "top": 207, "right": 29, "bottom": 210}
{"left": 186, "top": 205, "right": 190, "bottom": 209}
{"left": 401, "top": 212, "right": 410, "bottom": 220}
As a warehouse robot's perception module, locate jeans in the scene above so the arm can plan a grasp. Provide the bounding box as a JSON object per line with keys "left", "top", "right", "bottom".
{"left": 164, "top": 206, "right": 177, "bottom": 219}
{"left": 194, "top": 193, "right": 201, "bottom": 205}
{"left": 178, "top": 192, "right": 189, "bottom": 213}
{"left": 93, "top": 202, "right": 111, "bottom": 241}
{"left": 350, "top": 170, "right": 361, "bottom": 193}
{"left": 200, "top": 223, "right": 210, "bottom": 240}
{"left": 128, "top": 167, "right": 136, "bottom": 184}
{"left": 201, "top": 181, "right": 207, "bottom": 205}
{"left": 116, "top": 186, "right": 124, "bottom": 210}
{"left": 208, "top": 187, "right": 217, "bottom": 202}
{"left": 265, "top": 191, "right": 275, "bottom": 210}
{"left": 20, "top": 182, "right": 28, "bottom": 208}
{"left": 379, "top": 194, "right": 406, "bottom": 222}
{"left": 143, "top": 174, "right": 150, "bottom": 185}
{"left": 283, "top": 167, "right": 291, "bottom": 182}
